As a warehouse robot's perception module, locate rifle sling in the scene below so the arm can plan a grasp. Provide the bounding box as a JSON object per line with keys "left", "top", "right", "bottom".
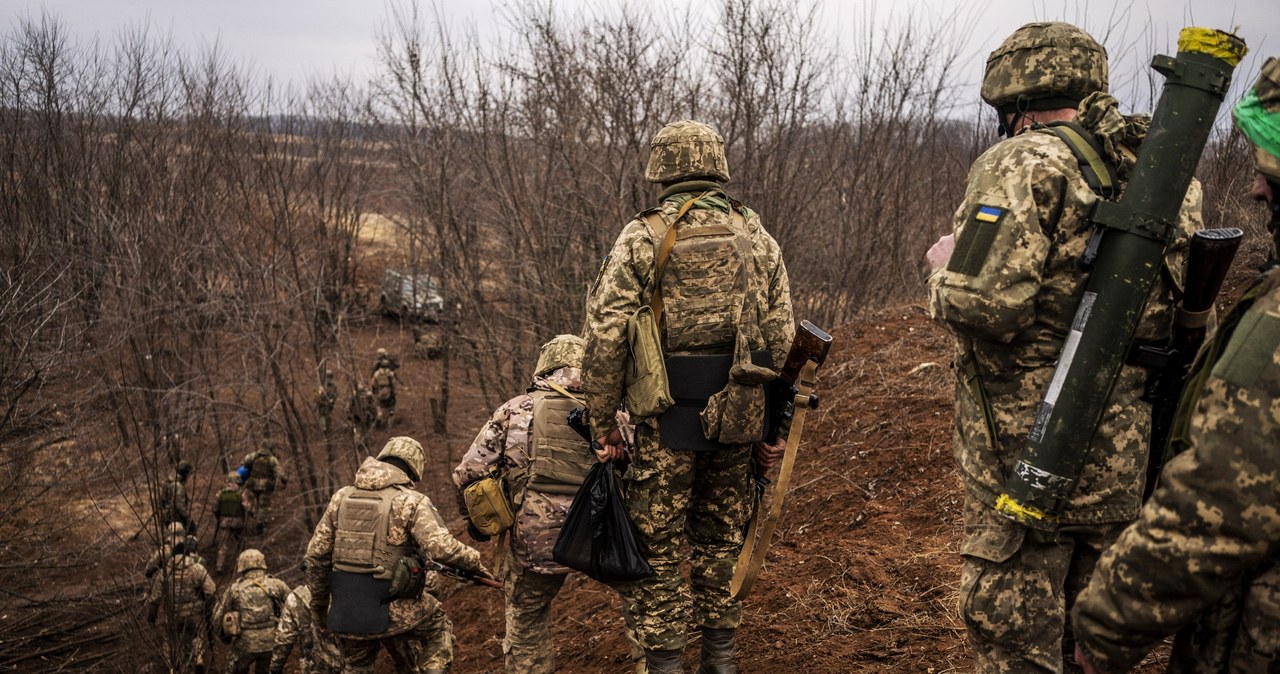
{"left": 730, "top": 358, "right": 819, "bottom": 600}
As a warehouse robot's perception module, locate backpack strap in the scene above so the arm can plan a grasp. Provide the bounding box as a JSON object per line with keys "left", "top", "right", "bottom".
{"left": 1043, "top": 121, "right": 1120, "bottom": 200}
{"left": 542, "top": 380, "right": 585, "bottom": 404}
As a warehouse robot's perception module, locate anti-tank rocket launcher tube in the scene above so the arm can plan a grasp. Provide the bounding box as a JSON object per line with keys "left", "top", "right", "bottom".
{"left": 994, "top": 28, "right": 1247, "bottom": 529}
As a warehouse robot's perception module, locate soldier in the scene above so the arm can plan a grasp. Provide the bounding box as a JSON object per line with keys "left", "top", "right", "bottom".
{"left": 924, "top": 22, "right": 1203, "bottom": 671}
{"left": 581, "top": 120, "right": 794, "bottom": 673}
{"left": 146, "top": 538, "right": 216, "bottom": 673}
{"left": 240, "top": 442, "right": 286, "bottom": 534}
{"left": 305, "top": 436, "right": 492, "bottom": 674}
{"left": 213, "top": 549, "right": 291, "bottom": 674}
{"left": 145, "top": 521, "right": 191, "bottom": 579}
{"left": 369, "top": 349, "right": 400, "bottom": 429}
{"left": 1071, "top": 56, "right": 1280, "bottom": 674}
{"left": 268, "top": 562, "right": 344, "bottom": 674}
{"left": 158, "top": 460, "right": 195, "bottom": 534}
{"left": 214, "top": 472, "right": 253, "bottom": 574}
{"left": 316, "top": 369, "right": 338, "bottom": 434}
{"left": 453, "top": 334, "right": 644, "bottom": 674}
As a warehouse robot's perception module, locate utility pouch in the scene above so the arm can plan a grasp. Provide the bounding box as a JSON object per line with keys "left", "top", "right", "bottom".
{"left": 463, "top": 475, "right": 515, "bottom": 537}
{"left": 624, "top": 305, "right": 674, "bottom": 417}
{"left": 387, "top": 551, "right": 427, "bottom": 600}
{"left": 221, "top": 610, "right": 241, "bottom": 637}
{"left": 701, "top": 312, "right": 776, "bottom": 445}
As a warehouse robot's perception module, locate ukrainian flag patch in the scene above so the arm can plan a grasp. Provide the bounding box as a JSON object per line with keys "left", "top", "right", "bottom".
{"left": 946, "top": 203, "right": 1007, "bottom": 277}
{"left": 975, "top": 205, "right": 1003, "bottom": 223}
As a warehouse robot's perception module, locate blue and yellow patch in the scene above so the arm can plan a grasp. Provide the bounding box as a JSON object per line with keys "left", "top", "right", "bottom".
{"left": 975, "top": 205, "right": 1004, "bottom": 223}
{"left": 946, "top": 204, "right": 1008, "bottom": 277}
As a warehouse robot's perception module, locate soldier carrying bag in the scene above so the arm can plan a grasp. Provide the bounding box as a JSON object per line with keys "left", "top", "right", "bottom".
{"left": 462, "top": 471, "right": 515, "bottom": 537}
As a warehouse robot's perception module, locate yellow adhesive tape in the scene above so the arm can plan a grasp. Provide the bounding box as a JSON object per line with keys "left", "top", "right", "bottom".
{"left": 1178, "top": 27, "right": 1248, "bottom": 66}
{"left": 995, "top": 493, "right": 1058, "bottom": 524}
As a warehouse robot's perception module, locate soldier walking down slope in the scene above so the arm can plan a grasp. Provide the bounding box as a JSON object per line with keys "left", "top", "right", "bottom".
{"left": 268, "top": 564, "right": 345, "bottom": 674}
{"left": 452, "top": 334, "right": 644, "bottom": 674}
{"left": 240, "top": 442, "right": 286, "bottom": 534}
{"left": 214, "top": 549, "right": 291, "bottom": 674}
{"left": 581, "top": 120, "right": 794, "bottom": 673}
{"left": 305, "top": 436, "right": 493, "bottom": 674}
{"left": 158, "top": 460, "right": 195, "bottom": 534}
{"left": 147, "top": 538, "right": 217, "bottom": 673}
{"left": 213, "top": 472, "right": 253, "bottom": 574}
{"left": 924, "top": 22, "right": 1204, "bottom": 671}
{"left": 369, "top": 349, "right": 401, "bottom": 429}
{"left": 317, "top": 369, "right": 338, "bottom": 434}
{"left": 1072, "top": 55, "right": 1280, "bottom": 674}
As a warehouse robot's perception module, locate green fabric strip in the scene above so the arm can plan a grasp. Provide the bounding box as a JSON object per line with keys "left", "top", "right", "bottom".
{"left": 1234, "top": 90, "right": 1280, "bottom": 164}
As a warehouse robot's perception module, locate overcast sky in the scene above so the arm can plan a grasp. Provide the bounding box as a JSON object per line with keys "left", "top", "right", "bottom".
{"left": 6, "top": 0, "right": 1278, "bottom": 112}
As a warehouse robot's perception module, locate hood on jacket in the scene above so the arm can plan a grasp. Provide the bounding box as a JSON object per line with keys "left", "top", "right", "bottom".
{"left": 353, "top": 456, "right": 414, "bottom": 491}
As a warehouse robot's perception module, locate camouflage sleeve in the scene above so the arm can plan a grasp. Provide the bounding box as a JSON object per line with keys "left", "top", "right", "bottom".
{"left": 582, "top": 220, "right": 654, "bottom": 440}
{"left": 752, "top": 219, "right": 795, "bottom": 368}
{"left": 928, "top": 141, "right": 1059, "bottom": 343}
{"left": 212, "top": 585, "right": 233, "bottom": 630}
{"left": 304, "top": 488, "right": 346, "bottom": 616}
{"left": 451, "top": 401, "right": 514, "bottom": 490}
{"left": 200, "top": 567, "right": 216, "bottom": 604}
{"left": 270, "top": 589, "right": 303, "bottom": 670}
{"left": 144, "top": 549, "right": 163, "bottom": 578}
{"left": 1073, "top": 291, "right": 1280, "bottom": 672}
{"left": 410, "top": 495, "right": 482, "bottom": 573}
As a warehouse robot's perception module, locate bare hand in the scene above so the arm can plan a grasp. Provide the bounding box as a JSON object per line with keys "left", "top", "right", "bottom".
{"left": 754, "top": 437, "right": 786, "bottom": 475}
{"left": 594, "top": 428, "right": 626, "bottom": 462}
{"left": 1074, "top": 645, "right": 1103, "bottom": 674}
{"left": 926, "top": 233, "right": 956, "bottom": 273}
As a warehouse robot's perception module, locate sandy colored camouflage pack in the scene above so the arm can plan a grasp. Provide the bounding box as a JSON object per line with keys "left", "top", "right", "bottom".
{"left": 270, "top": 584, "right": 344, "bottom": 674}
{"left": 214, "top": 562, "right": 290, "bottom": 672}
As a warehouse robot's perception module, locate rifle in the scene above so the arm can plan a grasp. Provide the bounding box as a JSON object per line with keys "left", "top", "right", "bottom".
{"left": 1137, "top": 227, "right": 1242, "bottom": 499}
{"left": 763, "top": 321, "right": 833, "bottom": 450}
{"left": 424, "top": 559, "right": 503, "bottom": 590}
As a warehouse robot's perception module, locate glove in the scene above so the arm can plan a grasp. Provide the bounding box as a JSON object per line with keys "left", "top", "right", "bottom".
{"left": 466, "top": 521, "right": 491, "bottom": 543}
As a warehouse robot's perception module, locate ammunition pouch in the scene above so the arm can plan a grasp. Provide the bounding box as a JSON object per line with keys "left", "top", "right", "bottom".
{"left": 387, "top": 550, "right": 427, "bottom": 600}
{"left": 624, "top": 305, "right": 674, "bottom": 417}
{"left": 462, "top": 475, "right": 515, "bottom": 537}
{"left": 221, "top": 610, "right": 241, "bottom": 637}
{"left": 659, "top": 350, "right": 772, "bottom": 450}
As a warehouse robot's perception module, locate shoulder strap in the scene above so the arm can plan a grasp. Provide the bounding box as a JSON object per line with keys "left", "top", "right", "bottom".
{"left": 644, "top": 191, "right": 715, "bottom": 322}
{"left": 1043, "top": 121, "right": 1119, "bottom": 200}
{"left": 541, "top": 380, "right": 585, "bottom": 404}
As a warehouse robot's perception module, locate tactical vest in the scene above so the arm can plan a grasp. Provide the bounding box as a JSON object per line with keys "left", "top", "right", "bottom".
{"left": 524, "top": 387, "right": 594, "bottom": 496}
{"left": 332, "top": 487, "right": 412, "bottom": 580}
{"left": 372, "top": 369, "right": 394, "bottom": 398}
{"left": 643, "top": 206, "right": 753, "bottom": 353}
{"left": 165, "top": 557, "right": 207, "bottom": 619}
{"left": 237, "top": 578, "right": 280, "bottom": 632}
{"left": 251, "top": 453, "right": 276, "bottom": 482}
{"left": 218, "top": 488, "right": 245, "bottom": 518}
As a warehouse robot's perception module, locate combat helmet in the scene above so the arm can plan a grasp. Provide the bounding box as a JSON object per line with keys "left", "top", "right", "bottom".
{"left": 645, "top": 120, "right": 730, "bottom": 184}
{"left": 982, "top": 22, "right": 1108, "bottom": 135}
{"left": 533, "top": 334, "right": 586, "bottom": 379}
{"left": 377, "top": 436, "right": 426, "bottom": 482}
{"left": 236, "top": 549, "right": 268, "bottom": 574}
{"left": 165, "top": 521, "right": 187, "bottom": 539}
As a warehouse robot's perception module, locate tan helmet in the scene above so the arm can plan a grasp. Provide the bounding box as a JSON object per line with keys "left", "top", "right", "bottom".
{"left": 982, "top": 22, "right": 1108, "bottom": 117}
{"left": 236, "top": 549, "right": 268, "bottom": 574}
{"left": 377, "top": 436, "right": 426, "bottom": 482}
{"left": 225, "top": 471, "right": 241, "bottom": 484}
{"left": 645, "top": 120, "right": 730, "bottom": 184}
{"left": 533, "top": 334, "right": 586, "bottom": 378}
{"left": 165, "top": 521, "right": 187, "bottom": 538}
{"left": 377, "top": 348, "right": 388, "bottom": 357}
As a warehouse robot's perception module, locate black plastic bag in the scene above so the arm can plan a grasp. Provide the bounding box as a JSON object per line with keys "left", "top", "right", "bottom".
{"left": 553, "top": 461, "right": 653, "bottom": 582}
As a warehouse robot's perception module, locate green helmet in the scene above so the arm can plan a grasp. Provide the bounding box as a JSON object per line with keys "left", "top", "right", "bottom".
{"left": 377, "top": 436, "right": 426, "bottom": 482}
{"left": 645, "top": 120, "right": 730, "bottom": 184}
{"left": 236, "top": 548, "right": 268, "bottom": 574}
{"left": 533, "top": 334, "right": 586, "bottom": 379}
{"left": 1235, "top": 56, "right": 1280, "bottom": 181}
{"left": 982, "top": 22, "right": 1108, "bottom": 116}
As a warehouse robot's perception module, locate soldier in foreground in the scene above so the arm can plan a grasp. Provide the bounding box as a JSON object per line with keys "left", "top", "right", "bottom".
{"left": 370, "top": 349, "right": 400, "bottom": 429}
{"left": 214, "top": 549, "right": 290, "bottom": 674}
{"left": 582, "top": 120, "right": 794, "bottom": 673}
{"left": 453, "top": 334, "right": 643, "bottom": 673}
{"left": 925, "top": 22, "right": 1203, "bottom": 671}
{"left": 158, "top": 460, "right": 195, "bottom": 534}
{"left": 305, "top": 436, "right": 491, "bottom": 674}
{"left": 240, "top": 442, "right": 286, "bottom": 534}
{"left": 317, "top": 369, "right": 338, "bottom": 434}
{"left": 213, "top": 472, "right": 252, "bottom": 574}
{"left": 268, "top": 561, "right": 344, "bottom": 674}
{"left": 1072, "top": 56, "right": 1280, "bottom": 674}
{"left": 147, "top": 538, "right": 216, "bottom": 673}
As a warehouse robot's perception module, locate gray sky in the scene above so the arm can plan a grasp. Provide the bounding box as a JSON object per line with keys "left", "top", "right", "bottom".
{"left": 6, "top": 0, "right": 1278, "bottom": 109}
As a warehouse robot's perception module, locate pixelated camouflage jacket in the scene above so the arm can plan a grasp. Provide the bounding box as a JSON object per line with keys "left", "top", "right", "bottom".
{"left": 581, "top": 184, "right": 795, "bottom": 440}
{"left": 270, "top": 584, "right": 344, "bottom": 674}
{"left": 159, "top": 474, "right": 190, "bottom": 523}
{"left": 305, "top": 457, "right": 482, "bottom": 638}
{"left": 147, "top": 553, "right": 216, "bottom": 622}
{"left": 928, "top": 92, "right": 1204, "bottom": 525}
{"left": 1072, "top": 271, "right": 1280, "bottom": 672}
{"left": 213, "top": 568, "right": 290, "bottom": 653}
{"left": 452, "top": 367, "right": 587, "bottom": 574}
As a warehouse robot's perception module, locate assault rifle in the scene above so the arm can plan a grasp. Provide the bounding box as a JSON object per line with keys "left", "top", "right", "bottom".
{"left": 1136, "top": 227, "right": 1242, "bottom": 499}
{"left": 424, "top": 559, "right": 503, "bottom": 590}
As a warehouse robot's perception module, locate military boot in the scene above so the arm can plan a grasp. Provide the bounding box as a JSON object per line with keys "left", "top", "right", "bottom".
{"left": 645, "top": 648, "right": 683, "bottom": 674}
{"left": 697, "top": 628, "right": 736, "bottom": 674}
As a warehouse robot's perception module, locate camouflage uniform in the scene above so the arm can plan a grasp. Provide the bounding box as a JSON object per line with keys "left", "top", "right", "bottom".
{"left": 927, "top": 23, "right": 1203, "bottom": 672}
{"left": 147, "top": 549, "right": 216, "bottom": 673}
{"left": 159, "top": 462, "right": 194, "bottom": 532}
{"left": 306, "top": 438, "right": 486, "bottom": 674}
{"left": 582, "top": 121, "right": 794, "bottom": 666}
{"left": 214, "top": 474, "right": 253, "bottom": 574}
{"left": 349, "top": 386, "right": 377, "bottom": 445}
{"left": 370, "top": 365, "right": 398, "bottom": 429}
{"left": 241, "top": 446, "right": 284, "bottom": 532}
{"left": 1071, "top": 56, "right": 1280, "bottom": 674}
{"left": 317, "top": 371, "right": 338, "bottom": 434}
{"left": 269, "top": 584, "right": 344, "bottom": 674}
{"left": 453, "top": 337, "right": 644, "bottom": 673}
{"left": 214, "top": 550, "right": 291, "bottom": 674}
{"left": 146, "top": 522, "right": 191, "bottom": 579}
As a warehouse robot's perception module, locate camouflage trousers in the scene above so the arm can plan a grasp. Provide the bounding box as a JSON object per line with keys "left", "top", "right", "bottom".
{"left": 336, "top": 606, "right": 452, "bottom": 673}
{"left": 214, "top": 527, "right": 245, "bottom": 574}
{"left": 617, "top": 426, "right": 754, "bottom": 652}
{"left": 159, "top": 616, "right": 208, "bottom": 673}
{"left": 248, "top": 488, "right": 274, "bottom": 531}
{"left": 960, "top": 497, "right": 1124, "bottom": 673}
{"left": 224, "top": 646, "right": 270, "bottom": 674}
